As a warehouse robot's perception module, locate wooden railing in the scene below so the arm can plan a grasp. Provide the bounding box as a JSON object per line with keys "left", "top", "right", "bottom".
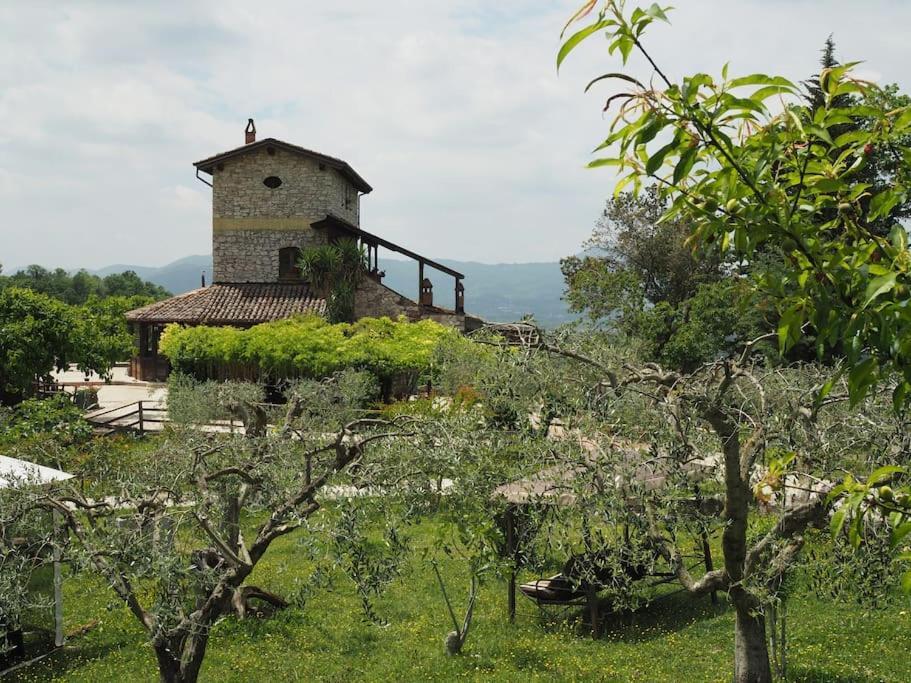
{"left": 85, "top": 401, "right": 168, "bottom": 435}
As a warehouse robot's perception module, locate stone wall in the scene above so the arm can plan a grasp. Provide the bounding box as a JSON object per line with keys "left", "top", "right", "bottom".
{"left": 211, "top": 145, "right": 361, "bottom": 282}
{"left": 212, "top": 146, "right": 359, "bottom": 224}
{"left": 354, "top": 277, "right": 421, "bottom": 320}
{"left": 213, "top": 229, "right": 325, "bottom": 283}
{"left": 353, "top": 277, "right": 466, "bottom": 329}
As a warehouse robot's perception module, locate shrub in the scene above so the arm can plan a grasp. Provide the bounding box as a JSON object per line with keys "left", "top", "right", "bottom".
{"left": 0, "top": 394, "right": 92, "bottom": 446}
{"left": 159, "top": 316, "right": 458, "bottom": 398}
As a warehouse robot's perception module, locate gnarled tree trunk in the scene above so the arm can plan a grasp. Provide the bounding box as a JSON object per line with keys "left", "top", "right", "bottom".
{"left": 153, "top": 626, "right": 212, "bottom": 683}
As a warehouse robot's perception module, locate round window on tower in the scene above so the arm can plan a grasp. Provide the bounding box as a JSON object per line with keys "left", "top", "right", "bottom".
{"left": 263, "top": 176, "right": 283, "bottom": 189}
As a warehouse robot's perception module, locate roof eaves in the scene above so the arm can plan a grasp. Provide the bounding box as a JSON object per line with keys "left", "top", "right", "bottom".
{"left": 193, "top": 138, "right": 372, "bottom": 194}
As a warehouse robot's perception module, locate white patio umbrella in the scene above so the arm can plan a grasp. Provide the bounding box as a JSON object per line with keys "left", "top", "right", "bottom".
{"left": 0, "top": 456, "right": 73, "bottom": 649}
{"left": 0, "top": 456, "right": 73, "bottom": 489}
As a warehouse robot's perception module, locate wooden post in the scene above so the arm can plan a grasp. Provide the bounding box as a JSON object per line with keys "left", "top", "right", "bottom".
{"left": 138, "top": 401, "right": 144, "bottom": 436}
{"left": 700, "top": 529, "right": 717, "bottom": 605}
{"left": 506, "top": 507, "right": 516, "bottom": 623}
{"left": 53, "top": 511, "right": 64, "bottom": 648}
{"left": 418, "top": 260, "right": 425, "bottom": 307}
{"left": 455, "top": 278, "right": 465, "bottom": 314}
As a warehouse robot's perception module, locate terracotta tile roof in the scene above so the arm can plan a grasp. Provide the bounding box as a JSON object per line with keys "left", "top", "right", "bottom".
{"left": 125, "top": 283, "right": 326, "bottom": 325}
{"left": 193, "top": 138, "right": 372, "bottom": 194}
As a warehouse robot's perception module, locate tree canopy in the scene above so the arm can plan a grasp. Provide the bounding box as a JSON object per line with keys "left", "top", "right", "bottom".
{"left": 0, "top": 265, "right": 170, "bottom": 305}
{"left": 0, "top": 288, "right": 139, "bottom": 402}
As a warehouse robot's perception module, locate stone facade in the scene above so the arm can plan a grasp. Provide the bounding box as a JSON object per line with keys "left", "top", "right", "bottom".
{"left": 354, "top": 277, "right": 465, "bottom": 329}
{"left": 354, "top": 277, "right": 422, "bottom": 320}
{"left": 212, "top": 146, "right": 360, "bottom": 282}
{"left": 213, "top": 229, "right": 325, "bottom": 284}
{"left": 199, "top": 135, "right": 468, "bottom": 328}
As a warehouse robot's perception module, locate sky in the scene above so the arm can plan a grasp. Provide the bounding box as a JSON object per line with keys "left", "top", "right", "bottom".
{"left": 1, "top": 0, "right": 910, "bottom": 271}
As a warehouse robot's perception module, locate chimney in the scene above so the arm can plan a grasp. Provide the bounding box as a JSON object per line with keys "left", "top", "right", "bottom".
{"left": 201, "top": 271, "right": 206, "bottom": 287}
{"left": 245, "top": 118, "right": 256, "bottom": 144}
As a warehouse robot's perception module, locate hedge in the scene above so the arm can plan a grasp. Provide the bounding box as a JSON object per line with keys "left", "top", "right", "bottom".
{"left": 158, "top": 316, "right": 457, "bottom": 390}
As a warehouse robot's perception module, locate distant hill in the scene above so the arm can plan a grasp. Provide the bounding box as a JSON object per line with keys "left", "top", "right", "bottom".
{"left": 92, "top": 255, "right": 213, "bottom": 295}
{"left": 86, "top": 255, "right": 577, "bottom": 328}
{"left": 379, "top": 258, "right": 577, "bottom": 328}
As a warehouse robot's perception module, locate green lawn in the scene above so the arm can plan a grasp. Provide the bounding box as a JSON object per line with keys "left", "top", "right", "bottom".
{"left": 9, "top": 516, "right": 911, "bottom": 683}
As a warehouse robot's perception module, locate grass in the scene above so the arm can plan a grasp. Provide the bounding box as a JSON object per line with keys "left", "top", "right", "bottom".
{"left": 8, "top": 514, "right": 911, "bottom": 683}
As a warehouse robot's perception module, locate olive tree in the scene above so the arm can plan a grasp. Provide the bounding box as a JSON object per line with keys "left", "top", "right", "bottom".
{"left": 2, "top": 375, "right": 412, "bottom": 683}
{"left": 422, "top": 326, "right": 908, "bottom": 683}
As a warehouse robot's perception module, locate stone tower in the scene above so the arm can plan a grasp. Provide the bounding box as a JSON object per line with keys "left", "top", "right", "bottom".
{"left": 193, "top": 120, "right": 372, "bottom": 283}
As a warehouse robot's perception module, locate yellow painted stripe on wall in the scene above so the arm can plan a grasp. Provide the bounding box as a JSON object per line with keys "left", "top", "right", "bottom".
{"left": 212, "top": 217, "right": 319, "bottom": 233}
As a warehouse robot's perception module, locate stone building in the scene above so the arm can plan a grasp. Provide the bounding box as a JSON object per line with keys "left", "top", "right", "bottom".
{"left": 126, "top": 120, "right": 473, "bottom": 381}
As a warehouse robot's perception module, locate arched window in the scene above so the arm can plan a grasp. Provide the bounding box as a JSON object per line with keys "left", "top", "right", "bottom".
{"left": 278, "top": 247, "right": 301, "bottom": 281}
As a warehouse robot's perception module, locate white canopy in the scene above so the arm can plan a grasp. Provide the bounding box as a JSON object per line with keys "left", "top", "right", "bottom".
{"left": 0, "top": 455, "right": 73, "bottom": 489}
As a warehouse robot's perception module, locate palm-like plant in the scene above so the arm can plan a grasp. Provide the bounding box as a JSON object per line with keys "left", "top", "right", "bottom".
{"left": 299, "top": 239, "right": 367, "bottom": 322}
{"left": 299, "top": 245, "right": 341, "bottom": 298}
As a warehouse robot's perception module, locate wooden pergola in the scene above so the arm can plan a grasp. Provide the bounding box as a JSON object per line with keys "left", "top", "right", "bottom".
{"left": 313, "top": 214, "right": 465, "bottom": 313}
{"left": 491, "top": 445, "right": 720, "bottom": 635}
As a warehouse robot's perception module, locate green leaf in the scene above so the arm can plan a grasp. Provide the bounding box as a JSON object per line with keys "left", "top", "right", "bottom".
{"left": 587, "top": 158, "right": 622, "bottom": 169}
{"left": 645, "top": 140, "right": 677, "bottom": 175}
{"left": 891, "top": 521, "right": 911, "bottom": 550}
{"left": 893, "top": 106, "right": 911, "bottom": 133}
{"left": 646, "top": 3, "right": 672, "bottom": 23}
{"left": 557, "top": 20, "right": 611, "bottom": 70}
{"left": 848, "top": 356, "right": 879, "bottom": 406}
{"left": 750, "top": 85, "right": 795, "bottom": 101}
{"left": 727, "top": 74, "right": 794, "bottom": 89}
{"left": 848, "top": 508, "right": 864, "bottom": 548}
{"left": 903, "top": 569, "right": 911, "bottom": 595}
{"left": 893, "top": 381, "right": 910, "bottom": 413}
{"left": 866, "top": 465, "right": 904, "bottom": 486}
{"left": 637, "top": 117, "right": 664, "bottom": 145}
{"left": 672, "top": 146, "right": 697, "bottom": 184}
{"left": 805, "top": 124, "right": 834, "bottom": 146}
{"left": 830, "top": 506, "right": 847, "bottom": 536}
{"left": 868, "top": 189, "right": 904, "bottom": 221}
{"left": 833, "top": 130, "right": 869, "bottom": 148}
{"left": 863, "top": 273, "right": 897, "bottom": 308}
{"left": 888, "top": 224, "right": 909, "bottom": 253}
{"left": 777, "top": 305, "right": 804, "bottom": 354}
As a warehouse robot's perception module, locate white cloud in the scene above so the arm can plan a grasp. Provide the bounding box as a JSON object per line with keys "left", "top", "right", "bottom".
{"left": 1, "top": 1, "right": 909, "bottom": 270}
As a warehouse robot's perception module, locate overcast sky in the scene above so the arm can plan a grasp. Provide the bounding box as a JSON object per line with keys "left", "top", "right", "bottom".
{"left": 1, "top": 1, "right": 909, "bottom": 271}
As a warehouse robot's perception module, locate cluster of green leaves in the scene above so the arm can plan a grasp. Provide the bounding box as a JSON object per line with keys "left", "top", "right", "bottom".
{"left": 0, "top": 264, "right": 169, "bottom": 305}
{"left": 560, "top": 1, "right": 911, "bottom": 408}
{"left": 0, "top": 288, "right": 140, "bottom": 401}
{"left": 828, "top": 466, "right": 911, "bottom": 593}
{"left": 298, "top": 239, "right": 367, "bottom": 323}
{"left": 159, "top": 315, "right": 457, "bottom": 393}
{"left": 0, "top": 394, "right": 92, "bottom": 446}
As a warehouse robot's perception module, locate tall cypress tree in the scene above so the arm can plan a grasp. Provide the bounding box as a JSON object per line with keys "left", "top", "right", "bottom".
{"left": 804, "top": 35, "right": 844, "bottom": 112}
